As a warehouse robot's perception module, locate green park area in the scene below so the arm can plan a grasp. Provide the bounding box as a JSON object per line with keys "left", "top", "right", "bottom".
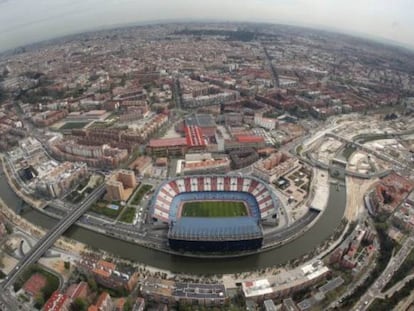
{"left": 130, "top": 184, "right": 153, "bottom": 206}
{"left": 90, "top": 201, "right": 123, "bottom": 219}
{"left": 119, "top": 207, "right": 137, "bottom": 223}
{"left": 14, "top": 264, "right": 59, "bottom": 309}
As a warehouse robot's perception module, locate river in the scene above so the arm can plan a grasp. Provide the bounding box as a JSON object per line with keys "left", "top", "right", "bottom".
{"left": 0, "top": 171, "right": 346, "bottom": 274}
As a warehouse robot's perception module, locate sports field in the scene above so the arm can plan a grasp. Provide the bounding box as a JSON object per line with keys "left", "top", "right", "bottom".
{"left": 181, "top": 201, "right": 247, "bottom": 217}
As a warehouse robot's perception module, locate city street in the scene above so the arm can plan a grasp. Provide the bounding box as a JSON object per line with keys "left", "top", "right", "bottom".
{"left": 352, "top": 236, "right": 414, "bottom": 311}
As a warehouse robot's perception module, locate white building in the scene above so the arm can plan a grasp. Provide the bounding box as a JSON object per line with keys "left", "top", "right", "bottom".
{"left": 254, "top": 113, "right": 277, "bottom": 131}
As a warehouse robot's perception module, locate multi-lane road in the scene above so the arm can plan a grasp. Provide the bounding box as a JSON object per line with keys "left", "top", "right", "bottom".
{"left": 352, "top": 236, "right": 414, "bottom": 311}
{"left": 1, "top": 184, "right": 105, "bottom": 290}
{"left": 262, "top": 43, "right": 280, "bottom": 88}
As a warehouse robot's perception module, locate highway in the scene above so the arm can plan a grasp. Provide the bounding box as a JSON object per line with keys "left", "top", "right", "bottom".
{"left": 326, "top": 132, "right": 411, "bottom": 171}
{"left": 352, "top": 236, "right": 414, "bottom": 311}
{"left": 1, "top": 184, "right": 105, "bottom": 290}
{"left": 0, "top": 289, "right": 25, "bottom": 311}
{"left": 263, "top": 210, "right": 319, "bottom": 245}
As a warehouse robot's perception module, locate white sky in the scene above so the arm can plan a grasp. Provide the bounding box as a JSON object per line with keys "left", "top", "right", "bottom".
{"left": 0, "top": 0, "right": 413, "bottom": 51}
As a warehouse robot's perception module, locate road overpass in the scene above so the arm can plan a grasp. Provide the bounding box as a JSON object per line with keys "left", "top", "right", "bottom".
{"left": 302, "top": 150, "right": 391, "bottom": 180}
{"left": 325, "top": 132, "right": 411, "bottom": 171}
{"left": 1, "top": 184, "right": 105, "bottom": 290}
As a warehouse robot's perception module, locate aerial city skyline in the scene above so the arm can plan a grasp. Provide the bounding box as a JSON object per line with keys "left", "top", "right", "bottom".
{"left": 0, "top": 2, "right": 414, "bottom": 311}
{"left": 1, "top": 0, "right": 414, "bottom": 52}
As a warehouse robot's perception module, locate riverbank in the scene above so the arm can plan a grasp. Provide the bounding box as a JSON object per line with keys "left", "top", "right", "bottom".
{"left": 0, "top": 197, "right": 86, "bottom": 255}
{"left": 0, "top": 153, "right": 347, "bottom": 274}
{"left": 0, "top": 154, "right": 46, "bottom": 209}
{"left": 0, "top": 150, "right": 339, "bottom": 261}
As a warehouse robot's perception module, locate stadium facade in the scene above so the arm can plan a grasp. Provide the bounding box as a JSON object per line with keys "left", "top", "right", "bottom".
{"left": 150, "top": 176, "right": 281, "bottom": 253}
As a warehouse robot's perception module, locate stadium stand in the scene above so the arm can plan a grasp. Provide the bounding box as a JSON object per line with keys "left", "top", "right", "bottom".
{"left": 150, "top": 175, "right": 281, "bottom": 252}
{"left": 151, "top": 176, "right": 279, "bottom": 221}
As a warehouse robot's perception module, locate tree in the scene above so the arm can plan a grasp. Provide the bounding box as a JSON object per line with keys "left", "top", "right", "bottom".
{"left": 64, "top": 261, "right": 70, "bottom": 270}
{"left": 87, "top": 276, "right": 98, "bottom": 292}
{"left": 5, "top": 222, "right": 13, "bottom": 234}
{"left": 0, "top": 85, "right": 8, "bottom": 103}
{"left": 123, "top": 298, "right": 133, "bottom": 311}
{"left": 42, "top": 281, "right": 58, "bottom": 300}
{"left": 0, "top": 252, "right": 4, "bottom": 269}
{"left": 177, "top": 301, "right": 193, "bottom": 311}
{"left": 34, "top": 293, "right": 45, "bottom": 309}
{"left": 71, "top": 297, "right": 88, "bottom": 311}
{"left": 120, "top": 74, "right": 127, "bottom": 87}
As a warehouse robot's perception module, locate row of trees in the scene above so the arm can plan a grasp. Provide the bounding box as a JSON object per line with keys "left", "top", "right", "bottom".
{"left": 382, "top": 248, "right": 414, "bottom": 292}
{"left": 340, "top": 216, "right": 395, "bottom": 308}
{"left": 13, "top": 264, "right": 60, "bottom": 309}
{"left": 369, "top": 278, "right": 414, "bottom": 311}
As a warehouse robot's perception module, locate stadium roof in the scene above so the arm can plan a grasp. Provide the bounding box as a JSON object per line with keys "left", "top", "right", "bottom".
{"left": 168, "top": 217, "right": 262, "bottom": 241}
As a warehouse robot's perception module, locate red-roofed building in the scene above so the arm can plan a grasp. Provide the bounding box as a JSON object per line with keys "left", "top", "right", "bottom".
{"left": 22, "top": 273, "right": 47, "bottom": 297}
{"left": 93, "top": 292, "right": 114, "bottom": 311}
{"left": 149, "top": 137, "right": 187, "bottom": 148}
{"left": 181, "top": 157, "right": 231, "bottom": 175}
{"left": 115, "top": 298, "right": 125, "bottom": 311}
{"left": 77, "top": 257, "right": 139, "bottom": 292}
{"left": 235, "top": 135, "right": 264, "bottom": 144}
{"left": 97, "top": 260, "right": 116, "bottom": 271}
{"left": 147, "top": 125, "right": 210, "bottom": 156}
{"left": 65, "top": 281, "right": 89, "bottom": 300}
{"left": 184, "top": 125, "right": 208, "bottom": 153}
{"left": 225, "top": 135, "right": 265, "bottom": 151}
{"left": 43, "top": 291, "right": 71, "bottom": 311}
{"left": 370, "top": 173, "right": 414, "bottom": 214}
{"left": 185, "top": 125, "right": 206, "bottom": 147}
{"left": 252, "top": 152, "right": 299, "bottom": 183}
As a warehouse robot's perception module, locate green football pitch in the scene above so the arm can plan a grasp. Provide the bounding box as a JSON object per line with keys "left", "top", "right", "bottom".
{"left": 181, "top": 201, "right": 248, "bottom": 217}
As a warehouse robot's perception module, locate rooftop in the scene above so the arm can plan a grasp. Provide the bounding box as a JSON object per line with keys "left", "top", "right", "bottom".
{"left": 185, "top": 125, "right": 206, "bottom": 147}
{"left": 169, "top": 217, "right": 262, "bottom": 241}
{"left": 142, "top": 278, "right": 226, "bottom": 300}
{"left": 184, "top": 158, "right": 229, "bottom": 169}
{"left": 235, "top": 135, "right": 264, "bottom": 143}
{"left": 98, "top": 260, "right": 116, "bottom": 271}
{"left": 96, "top": 292, "right": 111, "bottom": 308}
{"left": 23, "top": 273, "right": 47, "bottom": 296}
{"left": 149, "top": 137, "right": 187, "bottom": 148}
{"left": 173, "top": 282, "right": 226, "bottom": 300}
{"left": 242, "top": 260, "right": 330, "bottom": 298}
{"left": 43, "top": 291, "right": 70, "bottom": 311}
{"left": 65, "top": 281, "right": 89, "bottom": 299}
{"left": 185, "top": 114, "right": 216, "bottom": 128}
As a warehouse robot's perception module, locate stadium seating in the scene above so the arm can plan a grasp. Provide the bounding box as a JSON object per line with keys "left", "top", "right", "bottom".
{"left": 151, "top": 176, "right": 279, "bottom": 223}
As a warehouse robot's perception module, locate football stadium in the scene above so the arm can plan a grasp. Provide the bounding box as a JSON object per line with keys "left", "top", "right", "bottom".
{"left": 150, "top": 176, "right": 281, "bottom": 253}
